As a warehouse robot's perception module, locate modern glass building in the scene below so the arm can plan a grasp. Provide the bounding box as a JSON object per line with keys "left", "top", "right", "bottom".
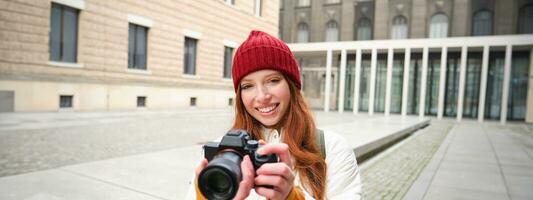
{"left": 280, "top": 0, "right": 533, "bottom": 123}
{"left": 289, "top": 36, "right": 533, "bottom": 123}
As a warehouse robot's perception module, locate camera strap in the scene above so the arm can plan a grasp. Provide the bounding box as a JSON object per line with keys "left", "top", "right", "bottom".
{"left": 315, "top": 128, "right": 326, "bottom": 160}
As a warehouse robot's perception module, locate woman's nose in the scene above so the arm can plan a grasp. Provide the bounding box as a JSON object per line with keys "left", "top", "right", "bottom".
{"left": 256, "top": 85, "right": 272, "bottom": 102}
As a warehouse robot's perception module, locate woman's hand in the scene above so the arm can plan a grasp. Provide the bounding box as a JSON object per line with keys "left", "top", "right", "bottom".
{"left": 194, "top": 156, "right": 255, "bottom": 200}
{"left": 233, "top": 155, "right": 255, "bottom": 200}
{"left": 254, "top": 143, "right": 295, "bottom": 200}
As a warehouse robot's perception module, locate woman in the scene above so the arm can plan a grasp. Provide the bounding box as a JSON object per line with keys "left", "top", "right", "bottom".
{"left": 190, "top": 30, "right": 362, "bottom": 200}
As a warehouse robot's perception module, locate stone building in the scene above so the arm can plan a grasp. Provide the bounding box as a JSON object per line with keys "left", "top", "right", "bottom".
{"left": 0, "top": 0, "right": 277, "bottom": 112}
{"left": 280, "top": 0, "right": 533, "bottom": 123}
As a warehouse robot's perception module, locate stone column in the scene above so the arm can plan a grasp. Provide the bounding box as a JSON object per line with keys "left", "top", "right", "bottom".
{"left": 354, "top": 48, "right": 362, "bottom": 114}
{"left": 338, "top": 49, "right": 347, "bottom": 113}
{"left": 325, "top": 49, "right": 333, "bottom": 112}
{"left": 478, "top": 45, "right": 490, "bottom": 122}
{"left": 437, "top": 46, "right": 447, "bottom": 120}
{"left": 526, "top": 48, "right": 533, "bottom": 123}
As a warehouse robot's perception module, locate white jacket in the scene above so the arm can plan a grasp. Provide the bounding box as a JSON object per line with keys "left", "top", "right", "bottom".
{"left": 186, "top": 128, "right": 363, "bottom": 200}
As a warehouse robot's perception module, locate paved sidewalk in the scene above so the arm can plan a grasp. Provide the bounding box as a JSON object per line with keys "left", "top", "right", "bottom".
{"left": 0, "top": 109, "right": 427, "bottom": 200}
{"left": 361, "top": 119, "right": 454, "bottom": 200}
{"left": 403, "top": 121, "right": 533, "bottom": 200}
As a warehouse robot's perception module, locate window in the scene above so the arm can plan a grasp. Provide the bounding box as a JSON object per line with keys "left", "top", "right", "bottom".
{"left": 225, "top": 0, "right": 235, "bottom": 5}
{"left": 228, "top": 98, "right": 233, "bottom": 106}
{"left": 184, "top": 37, "right": 197, "bottom": 75}
{"left": 391, "top": 16, "right": 408, "bottom": 39}
{"left": 518, "top": 4, "right": 533, "bottom": 34}
{"left": 325, "top": 20, "right": 339, "bottom": 42}
{"left": 59, "top": 95, "right": 73, "bottom": 108}
{"left": 49, "top": 3, "right": 79, "bottom": 63}
{"left": 128, "top": 23, "right": 148, "bottom": 69}
{"left": 223, "top": 46, "right": 233, "bottom": 78}
{"left": 190, "top": 97, "right": 197, "bottom": 106}
{"left": 429, "top": 13, "right": 449, "bottom": 38}
{"left": 325, "top": 0, "right": 340, "bottom": 4}
{"left": 356, "top": 18, "right": 372, "bottom": 40}
{"left": 297, "top": 22, "right": 309, "bottom": 43}
{"left": 298, "top": 0, "right": 310, "bottom": 7}
{"left": 137, "top": 96, "right": 146, "bottom": 107}
{"left": 255, "top": 0, "right": 262, "bottom": 17}
{"left": 472, "top": 10, "right": 492, "bottom": 36}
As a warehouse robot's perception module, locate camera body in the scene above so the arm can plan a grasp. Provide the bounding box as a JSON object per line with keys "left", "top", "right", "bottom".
{"left": 203, "top": 129, "right": 277, "bottom": 169}
{"left": 198, "top": 129, "right": 278, "bottom": 200}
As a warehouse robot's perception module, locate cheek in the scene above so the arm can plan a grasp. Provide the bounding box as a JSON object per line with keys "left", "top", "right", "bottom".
{"left": 240, "top": 92, "right": 254, "bottom": 111}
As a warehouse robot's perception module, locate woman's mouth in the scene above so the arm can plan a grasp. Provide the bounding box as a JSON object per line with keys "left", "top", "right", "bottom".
{"left": 256, "top": 103, "right": 279, "bottom": 113}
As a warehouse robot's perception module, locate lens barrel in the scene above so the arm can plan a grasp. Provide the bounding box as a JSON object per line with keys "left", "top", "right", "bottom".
{"left": 198, "top": 151, "right": 243, "bottom": 200}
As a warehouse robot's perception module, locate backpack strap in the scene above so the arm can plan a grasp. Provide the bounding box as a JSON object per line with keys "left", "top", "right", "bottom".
{"left": 315, "top": 128, "right": 326, "bottom": 160}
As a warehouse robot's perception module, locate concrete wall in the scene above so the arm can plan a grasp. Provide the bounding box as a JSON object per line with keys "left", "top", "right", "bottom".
{"left": 0, "top": 80, "right": 234, "bottom": 112}
{"left": 280, "top": 0, "right": 533, "bottom": 42}
{"left": 0, "top": 0, "right": 279, "bottom": 112}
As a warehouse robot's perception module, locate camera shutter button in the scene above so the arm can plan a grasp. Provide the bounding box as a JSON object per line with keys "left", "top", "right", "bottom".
{"left": 247, "top": 140, "right": 258, "bottom": 148}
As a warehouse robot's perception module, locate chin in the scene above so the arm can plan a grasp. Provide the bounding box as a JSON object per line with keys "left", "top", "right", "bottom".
{"left": 257, "top": 118, "right": 280, "bottom": 127}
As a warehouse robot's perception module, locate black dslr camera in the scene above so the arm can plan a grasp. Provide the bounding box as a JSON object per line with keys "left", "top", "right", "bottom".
{"left": 197, "top": 129, "right": 278, "bottom": 200}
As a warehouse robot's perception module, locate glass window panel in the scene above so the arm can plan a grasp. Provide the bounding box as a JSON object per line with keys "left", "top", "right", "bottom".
{"left": 59, "top": 95, "right": 73, "bottom": 108}
{"left": 128, "top": 24, "right": 135, "bottom": 68}
{"left": 391, "top": 55, "right": 404, "bottom": 113}
{"left": 444, "top": 54, "right": 460, "bottom": 117}
{"left": 223, "top": 46, "right": 233, "bottom": 78}
{"left": 485, "top": 52, "right": 504, "bottom": 119}
{"left": 462, "top": 53, "right": 482, "bottom": 118}
{"left": 518, "top": 4, "right": 533, "bottom": 34}
{"left": 407, "top": 54, "right": 422, "bottom": 114}
{"left": 424, "top": 55, "right": 440, "bottom": 116}
{"left": 49, "top": 4, "right": 61, "bottom": 61}
{"left": 374, "top": 54, "right": 387, "bottom": 113}
{"left": 325, "top": 20, "right": 339, "bottom": 42}
{"left": 325, "top": 0, "right": 340, "bottom": 4}
{"left": 184, "top": 37, "right": 197, "bottom": 75}
{"left": 429, "top": 13, "right": 448, "bottom": 38}
{"left": 297, "top": 23, "right": 309, "bottom": 43}
{"left": 507, "top": 52, "right": 529, "bottom": 120}
{"left": 391, "top": 16, "right": 408, "bottom": 39}
{"left": 298, "top": 0, "right": 310, "bottom": 7}
{"left": 62, "top": 7, "right": 78, "bottom": 62}
{"left": 357, "top": 18, "right": 372, "bottom": 40}
{"left": 343, "top": 57, "right": 356, "bottom": 110}
{"left": 359, "top": 55, "right": 371, "bottom": 111}
{"left": 135, "top": 26, "right": 147, "bottom": 69}
{"left": 472, "top": 10, "right": 492, "bottom": 36}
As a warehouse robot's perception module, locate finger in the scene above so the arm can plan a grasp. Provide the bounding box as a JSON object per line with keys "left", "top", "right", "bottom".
{"left": 233, "top": 156, "right": 254, "bottom": 200}
{"left": 254, "top": 185, "right": 278, "bottom": 200}
{"left": 257, "top": 143, "right": 292, "bottom": 167}
{"left": 254, "top": 174, "right": 289, "bottom": 189}
{"left": 255, "top": 163, "right": 294, "bottom": 181}
{"left": 194, "top": 159, "right": 208, "bottom": 177}
{"left": 258, "top": 139, "right": 267, "bottom": 145}
{"left": 241, "top": 155, "right": 255, "bottom": 181}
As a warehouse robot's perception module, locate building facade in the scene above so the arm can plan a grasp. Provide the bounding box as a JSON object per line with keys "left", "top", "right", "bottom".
{"left": 280, "top": 0, "right": 533, "bottom": 123}
{"left": 0, "top": 0, "right": 277, "bottom": 112}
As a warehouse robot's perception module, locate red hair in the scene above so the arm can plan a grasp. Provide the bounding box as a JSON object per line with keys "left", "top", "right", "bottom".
{"left": 232, "top": 75, "right": 327, "bottom": 199}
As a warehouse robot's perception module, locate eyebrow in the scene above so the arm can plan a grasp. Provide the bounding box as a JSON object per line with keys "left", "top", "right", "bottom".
{"left": 241, "top": 72, "right": 283, "bottom": 83}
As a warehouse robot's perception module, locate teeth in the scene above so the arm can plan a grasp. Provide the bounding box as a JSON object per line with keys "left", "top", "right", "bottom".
{"left": 257, "top": 105, "right": 276, "bottom": 113}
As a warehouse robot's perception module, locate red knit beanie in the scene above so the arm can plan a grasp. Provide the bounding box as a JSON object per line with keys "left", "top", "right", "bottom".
{"left": 232, "top": 30, "right": 301, "bottom": 92}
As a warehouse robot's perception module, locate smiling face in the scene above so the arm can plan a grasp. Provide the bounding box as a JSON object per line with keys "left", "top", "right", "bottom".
{"left": 239, "top": 70, "right": 291, "bottom": 127}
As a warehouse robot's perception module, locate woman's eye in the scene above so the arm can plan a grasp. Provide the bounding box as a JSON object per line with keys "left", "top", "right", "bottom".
{"left": 268, "top": 78, "right": 280, "bottom": 84}
{"left": 241, "top": 84, "right": 252, "bottom": 90}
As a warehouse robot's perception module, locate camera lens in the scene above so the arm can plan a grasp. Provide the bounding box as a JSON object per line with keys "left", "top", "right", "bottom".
{"left": 206, "top": 168, "right": 231, "bottom": 193}
{"left": 198, "top": 151, "right": 243, "bottom": 200}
